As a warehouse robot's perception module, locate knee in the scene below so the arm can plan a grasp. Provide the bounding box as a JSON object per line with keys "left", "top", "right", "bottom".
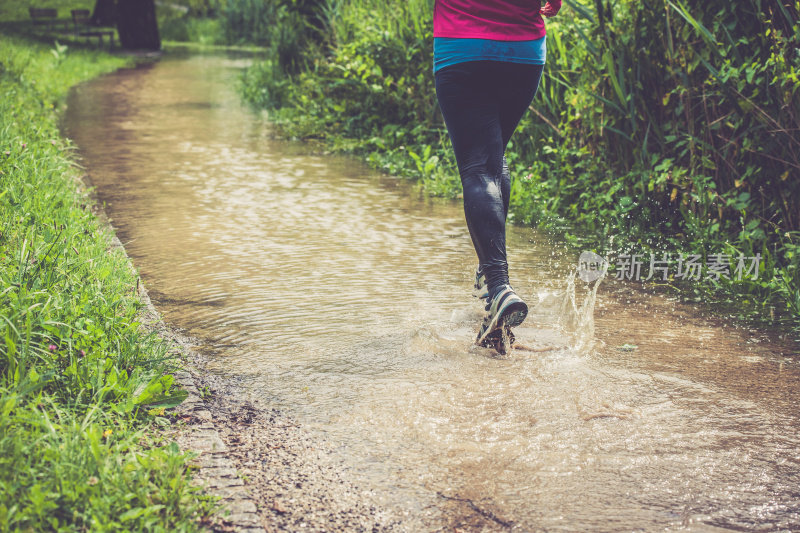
{"left": 456, "top": 139, "right": 504, "bottom": 179}
{"left": 461, "top": 168, "right": 502, "bottom": 203}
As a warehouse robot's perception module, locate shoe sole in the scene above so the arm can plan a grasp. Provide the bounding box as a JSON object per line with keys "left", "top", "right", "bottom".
{"left": 502, "top": 301, "right": 528, "bottom": 328}
{"left": 476, "top": 300, "right": 528, "bottom": 345}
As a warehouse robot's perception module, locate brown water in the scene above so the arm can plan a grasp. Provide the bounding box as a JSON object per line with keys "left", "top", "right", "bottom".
{"left": 64, "top": 53, "right": 800, "bottom": 532}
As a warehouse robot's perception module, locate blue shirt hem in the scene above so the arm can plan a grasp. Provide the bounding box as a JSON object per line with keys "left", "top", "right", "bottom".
{"left": 433, "top": 37, "right": 546, "bottom": 73}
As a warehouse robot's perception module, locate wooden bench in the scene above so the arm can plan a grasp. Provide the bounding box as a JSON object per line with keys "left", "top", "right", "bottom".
{"left": 71, "top": 9, "right": 116, "bottom": 48}
{"left": 29, "top": 8, "right": 59, "bottom": 31}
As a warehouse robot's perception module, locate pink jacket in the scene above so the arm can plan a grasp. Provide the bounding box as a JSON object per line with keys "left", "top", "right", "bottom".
{"left": 433, "top": 0, "right": 561, "bottom": 41}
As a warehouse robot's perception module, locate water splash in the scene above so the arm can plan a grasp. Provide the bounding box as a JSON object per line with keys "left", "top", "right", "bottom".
{"left": 556, "top": 255, "right": 608, "bottom": 353}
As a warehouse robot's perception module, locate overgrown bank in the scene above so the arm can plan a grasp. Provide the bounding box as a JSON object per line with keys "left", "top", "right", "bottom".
{"left": 236, "top": 0, "right": 800, "bottom": 330}
{"left": 0, "top": 34, "right": 214, "bottom": 530}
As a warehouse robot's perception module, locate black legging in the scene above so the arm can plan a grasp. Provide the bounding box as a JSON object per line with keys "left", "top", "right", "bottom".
{"left": 435, "top": 60, "right": 544, "bottom": 297}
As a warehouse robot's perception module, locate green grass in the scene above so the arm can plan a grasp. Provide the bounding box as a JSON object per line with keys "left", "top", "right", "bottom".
{"left": 0, "top": 33, "right": 216, "bottom": 531}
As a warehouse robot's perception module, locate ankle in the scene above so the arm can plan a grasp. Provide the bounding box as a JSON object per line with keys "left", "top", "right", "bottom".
{"left": 487, "top": 282, "right": 511, "bottom": 301}
{"left": 483, "top": 267, "right": 509, "bottom": 297}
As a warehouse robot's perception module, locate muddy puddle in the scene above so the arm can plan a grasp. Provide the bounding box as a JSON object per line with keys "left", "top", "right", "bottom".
{"left": 64, "top": 52, "right": 800, "bottom": 532}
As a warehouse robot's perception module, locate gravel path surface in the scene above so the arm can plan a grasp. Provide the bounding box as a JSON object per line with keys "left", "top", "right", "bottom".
{"left": 174, "top": 359, "right": 407, "bottom": 532}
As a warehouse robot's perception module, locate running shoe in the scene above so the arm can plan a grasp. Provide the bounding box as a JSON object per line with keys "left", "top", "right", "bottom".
{"left": 476, "top": 284, "right": 528, "bottom": 347}
{"left": 472, "top": 266, "right": 489, "bottom": 300}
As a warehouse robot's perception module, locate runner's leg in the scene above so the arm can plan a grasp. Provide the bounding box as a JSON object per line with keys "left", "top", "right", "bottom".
{"left": 435, "top": 61, "right": 544, "bottom": 297}
{"left": 435, "top": 62, "right": 508, "bottom": 294}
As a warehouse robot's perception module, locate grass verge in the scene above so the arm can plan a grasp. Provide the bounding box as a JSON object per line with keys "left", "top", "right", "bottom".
{"left": 0, "top": 32, "right": 215, "bottom": 531}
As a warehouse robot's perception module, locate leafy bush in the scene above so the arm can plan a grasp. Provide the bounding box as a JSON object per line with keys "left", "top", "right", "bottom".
{"left": 522, "top": 0, "right": 800, "bottom": 320}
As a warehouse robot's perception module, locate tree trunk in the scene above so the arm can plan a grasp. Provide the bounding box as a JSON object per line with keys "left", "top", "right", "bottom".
{"left": 116, "top": 0, "right": 161, "bottom": 51}
{"left": 90, "top": 0, "right": 116, "bottom": 26}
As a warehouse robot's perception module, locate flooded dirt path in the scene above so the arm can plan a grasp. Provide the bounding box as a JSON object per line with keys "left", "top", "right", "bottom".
{"left": 64, "top": 52, "right": 800, "bottom": 532}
